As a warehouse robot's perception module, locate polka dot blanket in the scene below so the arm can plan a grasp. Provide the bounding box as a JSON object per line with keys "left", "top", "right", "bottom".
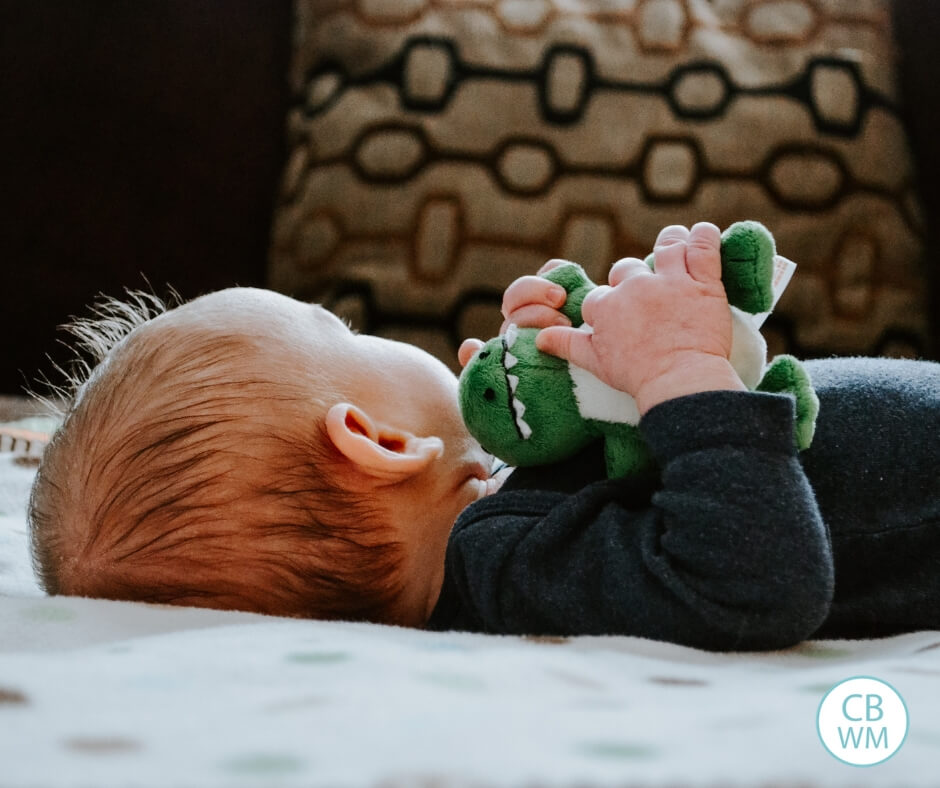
{"left": 1, "top": 436, "right": 939, "bottom": 786}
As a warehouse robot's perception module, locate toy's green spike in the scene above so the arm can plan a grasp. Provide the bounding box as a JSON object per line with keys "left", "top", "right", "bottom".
{"left": 594, "top": 422, "right": 655, "bottom": 478}
{"left": 720, "top": 220, "right": 775, "bottom": 314}
{"left": 541, "top": 262, "right": 595, "bottom": 326}
{"left": 756, "top": 354, "right": 819, "bottom": 450}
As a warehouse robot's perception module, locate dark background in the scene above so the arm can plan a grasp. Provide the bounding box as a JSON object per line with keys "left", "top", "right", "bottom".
{"left": 0, "top": 0, "right": 937, "bottom": 395}
{"left": 0, "top": 0, "right": 293, "bottom": 394}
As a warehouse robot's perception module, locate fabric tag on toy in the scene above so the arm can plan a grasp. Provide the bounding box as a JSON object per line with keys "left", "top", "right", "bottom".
{"left": 751, "top": 256, "right": 796, "bottom": 328}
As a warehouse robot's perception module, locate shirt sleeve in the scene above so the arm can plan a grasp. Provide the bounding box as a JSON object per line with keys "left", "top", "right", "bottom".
{"left": 441, "top": 390, "right": 835, "bottom": 651}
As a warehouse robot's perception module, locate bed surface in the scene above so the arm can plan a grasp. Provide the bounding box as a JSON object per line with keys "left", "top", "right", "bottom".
{"left": 2, "top": 421, "right": 938, "bottom": 787}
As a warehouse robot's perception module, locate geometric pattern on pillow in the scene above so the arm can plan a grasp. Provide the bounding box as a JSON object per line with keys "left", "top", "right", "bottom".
{"left": 269, "top": 0, "right": 928, "bottom": 369}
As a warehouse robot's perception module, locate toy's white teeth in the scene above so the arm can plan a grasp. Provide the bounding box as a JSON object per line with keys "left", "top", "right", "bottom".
{"left": 499, "top": 328, "right": 531, "bottom": 440}
{"left": 511, "top": 398, "right": 532, "bottom": 438}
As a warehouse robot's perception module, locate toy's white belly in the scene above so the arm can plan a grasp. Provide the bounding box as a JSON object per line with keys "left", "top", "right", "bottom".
{"left": 728, "top": 306, "right": 767, "bottom": 389}
{"left": 568, "top": 364, "right": 642, "bottom": 425}
{"left": 568, "top": 307, "right": 767, "bottom": 426}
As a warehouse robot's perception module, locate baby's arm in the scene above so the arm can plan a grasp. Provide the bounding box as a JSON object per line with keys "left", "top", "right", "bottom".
{"left": 442, "top": 389, "right": 834, "bottom": 649}
{"left": 536, "top": 223, "right": 746, "bottom": 415}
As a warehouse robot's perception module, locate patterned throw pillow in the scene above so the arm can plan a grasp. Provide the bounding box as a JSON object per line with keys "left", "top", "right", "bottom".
{"left": 269, "top": 0, "right": 928, "bottom": 368}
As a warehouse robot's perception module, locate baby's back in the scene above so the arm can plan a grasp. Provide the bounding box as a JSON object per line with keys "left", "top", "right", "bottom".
{"left": 801, "top": 357, "right": 940, "bottom": 637}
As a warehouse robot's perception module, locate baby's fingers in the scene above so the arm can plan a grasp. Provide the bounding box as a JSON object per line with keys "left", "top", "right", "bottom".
{"left": 684, "top": 222, "right": 722, "bottom": 283}
{"left": 458, "top": 338, "right": 484, "bottom": 368}
{"left": 500, "top": 306, "right": 569, "bottom": 334}
{"left": 502, "top": 275, "right": 567, "bottom": 320}
{"left": 536, "top": 324, "right": 595, "bottom": 371}
{"left": 608, "top": 257, "right": 652, "bottom": 287}
{"left": 652, "top": 225, "right": 690, "bottom": 276}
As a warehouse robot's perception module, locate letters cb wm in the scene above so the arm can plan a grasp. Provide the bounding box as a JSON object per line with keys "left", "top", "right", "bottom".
{"left": 816, "top": 676, "right": 908, "bottom": 766}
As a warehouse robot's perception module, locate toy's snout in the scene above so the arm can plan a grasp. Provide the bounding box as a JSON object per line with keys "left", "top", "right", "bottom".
{"left": 458, "top": 325, "right": 590, "bottom": 467}
{"left": 458, "top": 332, "right": 531, "bottom": 454}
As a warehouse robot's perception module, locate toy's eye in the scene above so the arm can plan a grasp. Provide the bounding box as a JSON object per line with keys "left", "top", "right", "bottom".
{"left": 483, "top": 388, "right": 496, "bottom": 401}
{"left": 478, "top": 350, "right": 490, "bottom": 359}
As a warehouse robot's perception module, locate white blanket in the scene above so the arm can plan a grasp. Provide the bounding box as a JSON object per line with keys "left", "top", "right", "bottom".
{"left": 2, "top": 450, "right": 938, "bottom": 787}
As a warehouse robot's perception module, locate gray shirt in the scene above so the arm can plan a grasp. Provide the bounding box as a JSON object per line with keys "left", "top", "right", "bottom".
{"left": 426, "top": 358, "right": 940, "bottom": 651}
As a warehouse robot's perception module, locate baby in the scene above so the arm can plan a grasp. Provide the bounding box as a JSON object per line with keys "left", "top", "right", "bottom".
{"left": 28, "top": 223, "right": 940, "bottom": 650}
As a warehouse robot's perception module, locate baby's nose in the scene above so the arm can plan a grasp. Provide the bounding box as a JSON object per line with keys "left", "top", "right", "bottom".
{"left": 458, "top": 338, "right": 485, "bottom": 368}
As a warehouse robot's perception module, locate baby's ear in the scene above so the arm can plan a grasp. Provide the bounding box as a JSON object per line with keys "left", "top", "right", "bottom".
{"left": 325, "top": 403, "right": 444, "bottom": 483}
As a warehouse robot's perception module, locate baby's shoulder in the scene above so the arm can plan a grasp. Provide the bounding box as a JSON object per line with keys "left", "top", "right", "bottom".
{"left": 799, "top": 357, "right": 939, "bottom": 531}
{"left": 802, "top": 356, "right": 939, "bottom": 474}
{"left": 804, "top": 357, "right": 940, "bottom": 405}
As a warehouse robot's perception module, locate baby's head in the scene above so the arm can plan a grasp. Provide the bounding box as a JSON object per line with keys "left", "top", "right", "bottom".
{"left": 28, "top": 288, "right": 492, "bottom": 627}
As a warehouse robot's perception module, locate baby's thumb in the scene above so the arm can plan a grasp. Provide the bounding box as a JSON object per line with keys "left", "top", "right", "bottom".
{"left": 536, "top": 325, "right": 594, "bottom": 369}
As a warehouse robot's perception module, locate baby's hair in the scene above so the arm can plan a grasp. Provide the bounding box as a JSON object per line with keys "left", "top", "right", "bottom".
{"left": 28, "top": 290, "right": 408, "bottom": 623}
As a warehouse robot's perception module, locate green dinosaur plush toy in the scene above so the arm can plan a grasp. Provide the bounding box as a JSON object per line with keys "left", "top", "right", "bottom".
{"left": 458, "top": 221, "right": 819, "bottom": 478}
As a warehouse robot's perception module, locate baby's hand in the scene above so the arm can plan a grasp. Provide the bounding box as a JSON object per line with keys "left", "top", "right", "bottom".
{"left": 458, "top": 259, "right": 573, "bottom": 368}
{"left": 536, "top": 223, "right": 746, "bottom": 415}
{"left": 499, "top": 259, "right": 573, "bottom": 334}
